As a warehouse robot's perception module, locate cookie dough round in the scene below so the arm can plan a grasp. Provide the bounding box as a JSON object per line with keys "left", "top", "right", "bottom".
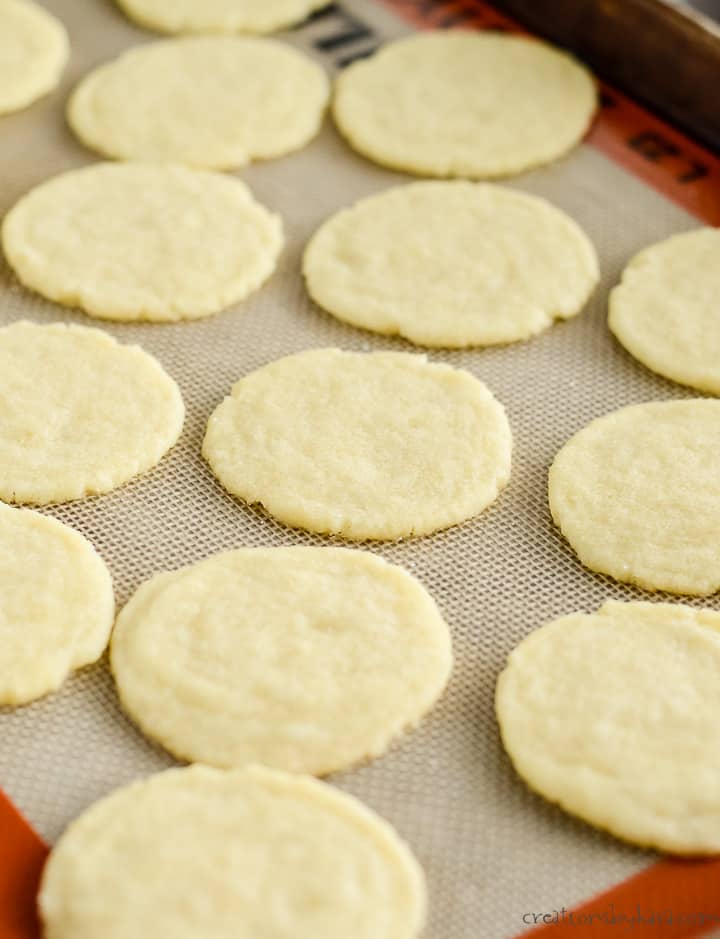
{"left": 0, "top": 504, "right": 114, "bottom": 706}
{"left": 333, "top": 32, "right": 597, "bottom": 179}
{"left": 68, "top": 38, "right": 329, "bottom": 169}
{"left": 304, "top": 182, "right": 599, "bottom": 347}
{"left": 111, "top": 547, "right": 452, "bottom": 773}
{"left": 115, "top": 0, "right": 332, "bottom": 34}
{"left": 2, "top": 162, "right": 283, "bottom": 322}
{"left": 549, "top": 399, "right": 720, "bottom": 595}
{"left": 39, "top": 764, "right": 426, "bottom": 939}
{"left": 497, "top": 600, "right": 720, "bottom": 853}
{"left": 202, "top": 348, "right": 512, "bottom": 540}
{"left": 609, "top": 228, "right": 720, "bottom": 394}
{"left": 0, "top": 0, "right": 68, "bottom": 115}
{"left": 0, "top": 321, "right": 184, "bottom": 504}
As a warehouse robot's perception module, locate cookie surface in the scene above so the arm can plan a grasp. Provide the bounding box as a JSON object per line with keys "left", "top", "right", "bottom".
{"left": 497, "top": 600, "right": 720, "bottom": 854}
{"left": 39, "top": 764, "right": 426, "bottom": 939}
{"left": 304, "top": 182, "right": 598, "bottom": 347}
{"left": 0, "top": 321, "right": 184, "bottom": 504}
{"left": 115, "top": 0, "right": 331, "bottom": 34}
{"left": 0, "top": 504, "right": 114, "bottom": 706}
{"left": 202, "top": 348, "right": 512, "bottom": 540}
{"left": 609, "top": 228, "right": 720, "bottom": 393}
{"left": 333, "top": 32, "right": 596, "bottom": 179}
{"left": 111, "top": 547, "right": 452, "bottom": 773}
{"left": 0, "top": 0, "right": 68, "bottom": 114}
{"left": 68, "top": 37, "right": 329, "bottom": 169}
{"left": 549, "top": 399, "right": 720, "bottom": 595}
{"left": 2, "top": 163, "right": 282, "bottom": 322}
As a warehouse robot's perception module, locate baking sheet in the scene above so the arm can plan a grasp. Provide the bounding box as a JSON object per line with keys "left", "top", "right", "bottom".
{"left": 0, "top": 2, "right": 716, "bottom": 937}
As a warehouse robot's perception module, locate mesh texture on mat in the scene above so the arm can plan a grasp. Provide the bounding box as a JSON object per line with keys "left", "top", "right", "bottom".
{"left": 0, "top": 2, "right": 713, "bottom": 937}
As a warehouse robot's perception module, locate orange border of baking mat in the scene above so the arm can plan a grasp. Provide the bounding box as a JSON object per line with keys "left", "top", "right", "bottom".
{"left": 518, "top": 859, "right": 720, "bottom": 938}
{"left": 379, "top": 0, "right": 720, "bottom": 225}
{"left": 0, "top": 790, "right": 47, "bottom": 939}
{"left": 374, "top": 1, "right": 720, "bottom": 935}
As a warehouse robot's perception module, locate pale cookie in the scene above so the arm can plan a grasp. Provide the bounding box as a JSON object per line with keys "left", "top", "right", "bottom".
{"left": 497, "top": 600, "right": 720, "bottom": 854}
{"left": 609, "top": 228, "right": 720, "bottom": 394}
{"left": 0, "top": 321, "right": 184, "bottom": 504}
{"left": 202, "top": 349, "right": 512, "bottom": 540}
{"left": 39, "top": 764, "right": 426, "bottom": 939}
{"left": 304, "top": 182, "right": 598, "bottom": 347}
{"left": 68, "top": 38, "right": 329, "bottom": 169}
{"left": 549, "top": 399, "right": 720, "bottom": 595}
{"left": 0, "top": 0, "right": 68, "bottom": 115}
{"left": 333, "top": 32, "right": 597, "bottom": 179}
{"left": 115, "top": 0, "right": 332, "bottom": 34}
{"left": 0, "top": 504, "right": 114, "bottom": 706}
{"left": 111, "top": 547, "right": 452, "bottom": 773}
{"left": 2, "top": 163, "right": 282, "bottom": 322}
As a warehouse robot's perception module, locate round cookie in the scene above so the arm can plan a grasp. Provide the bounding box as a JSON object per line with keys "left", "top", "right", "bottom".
{"left": 0, "top": 504, "right": 114, "bottom": 706}
{"left": 202, "top": 348, "right": 512, "bottom": 540}
{"left": 111, "top": 547, "right": 453, "bottom": 773}
{"left": 609, "top": 228, "right": 720, "bottom": 394}
{"left": 333, "top": 32, "right": 597, "bottom": 179}
{"left": 39, "top": 764, "right": 426, "bottom": 939}
{"left": 0, "top": 321, "right": 184, "bottom": 504}
{"left": 497, "top": 600, "right": 720, "bottom": 854}
{"left": 2, "top": 162, "right": 283, "bottom": 322}
{"left": 0, "top": 0, "right": 68, "bottom": 115}
{"left": 68, "top": 38, "right": 329, "bottom": 169}
{"left": 548, "top": 399, "right": 720, "bottom": 595}
{"left": 303, "top": 182, "right": 599, "bottom": 347}
{"left": 114, "top": 0, "right": 332, "bottom": 34}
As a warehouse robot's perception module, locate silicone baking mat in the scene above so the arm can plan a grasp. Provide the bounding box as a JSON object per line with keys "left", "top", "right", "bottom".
{"left": 1, "top": 1, "right": 720, "bottom": 937}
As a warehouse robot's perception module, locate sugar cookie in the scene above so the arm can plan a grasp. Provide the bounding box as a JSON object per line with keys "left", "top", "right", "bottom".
{"left": 115, "top": 0, "right": 332, "bottom": 35}
{"left": 202, "top": 349, "right": 512, "bottom": 540}
{"left": 549, "top": 400, "right": 720, "bottom": 595}
{"left": 111, "top": 547, "right": 452, "bottom": 773}
{"left": 497, "top": 600, "right": 720, "bottom": 854}
{"left": 333, "top": 32, "right": 597, "bottom": 179}
{"left": 609, "top": 228, "right": 720, "bottom": 394}
{"left": 0, "top": 504, "right": 114, "bottom": 706}
{"left": 0, "top": 321, "right": 184, "bottom": 504}
{"left": 0, "top": 0, "right": 68, "bottom": 114}
{"left": 304, "top": 182, "right": 598, "bottom": 347}
{"left": 39, "top": 764, "right": 426, "bottom": 939}
{"left": 68, "top": 38, "right": 329, "bottom": 169}
{"left": 2, "top": 163, "right": 282, "bottom": 322}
